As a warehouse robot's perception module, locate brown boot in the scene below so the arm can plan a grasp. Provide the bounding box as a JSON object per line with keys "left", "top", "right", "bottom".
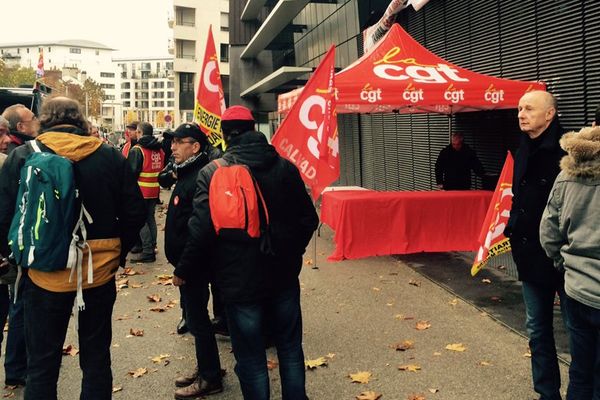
{"left": 175, "top": 368, "right": 198, "bottom": 388}
{"left": 174, "top": 378, "right": 223, "bottom": 399}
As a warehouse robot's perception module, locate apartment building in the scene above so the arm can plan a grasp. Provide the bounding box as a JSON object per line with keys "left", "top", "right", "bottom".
{"left": 115, "top": 56, "right": 175, "bottom": 129}
{"left": 170, "top": 0, "right": 230, "bottom": 125}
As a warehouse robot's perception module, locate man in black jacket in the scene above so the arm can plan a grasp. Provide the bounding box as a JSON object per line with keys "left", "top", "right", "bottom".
{"left": 159, "top": 123, "right": 224, "bottom": 399}
{"left": 505, "top": 90, "right": 567, "bottom": 400}
{"left": 174, "top": 106, "right": 318, "bottom": 399}
{"left": 435, "top": 132, "right": 485, "bottom": 190}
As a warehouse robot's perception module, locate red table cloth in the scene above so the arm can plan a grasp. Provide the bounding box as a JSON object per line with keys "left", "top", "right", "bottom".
{"left": 321, "top": 190, "right": 493, "bottom": 261}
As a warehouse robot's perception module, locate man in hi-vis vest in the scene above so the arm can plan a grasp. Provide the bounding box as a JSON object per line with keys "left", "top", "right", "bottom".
{"left": 128, "top": 122, "right": 165, "bottom": 263}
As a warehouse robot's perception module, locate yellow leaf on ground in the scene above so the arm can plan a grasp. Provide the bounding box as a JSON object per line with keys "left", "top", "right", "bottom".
{"left": 149, "top": 306, "right": 168, "bottom": 312}
{"left": 304, "top": 259, "right": 314, "bottom": 265}
{"left": 305, "top": 357, "right": 328, "bottom": 369}
{"left": 130, "top": 283, "right": 143, "bottom": 288}
{"left": 449, "top": 298, "right": 459, "bottom": 306}
{"left": 408, "top": 279, "right": 421, "bottom": 287}
{"left": 523, "top": 349, "right": 532, "bottom": 358}
{"left": 147, "top": 294, "right": 161, "bottom": 303}
{"left": 128, "top": 367, "right": 148, "bottom": 378}
{"left": 398, "top": 364, "right": 421, "bottom": 372}
{"left": 151, "top": 354, "right": 170, "bottom": 363}
{"left": 479, "top": 360, "right": 492, "bottom": 366}
{"left": 129, "top": 328, "right": 144, "bottom": 337}
{"left": 394, "top": 340, "right": 414, "bottom": 351}
{"left": 326, "top": 353, "right": 336, "bottom": 359}
{"left": 445, "top": 343, "right": 467, "bottom": 352}
{"left": 349, "top": 371, "right": 372, "bottom": 384}
{"left": 428, "top": 388, "right": 439, "bottom": 393}
{"left": 433, "top": 352, "right": 442, "bottom": 356}
{"left": 408, "top": 394, "right": 426, "bottom": 400}
{"left": 415, "top": 321, "right": 431, "bottom": 330}
{"left": 112, "top": 386, "right": 123, "bottom": 393}
{"left": 395, "top": 314, "right": 414, "bottom": 320}
{"left": 372, "top": 287, "right": 381, "bottom": 292}
{"left": 356, "top": 391, "right": 382, "bottom": 400}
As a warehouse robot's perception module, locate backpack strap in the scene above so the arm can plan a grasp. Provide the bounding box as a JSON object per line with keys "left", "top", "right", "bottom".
{"left": 30, "top": 140, "right": 42, "bottom": 153}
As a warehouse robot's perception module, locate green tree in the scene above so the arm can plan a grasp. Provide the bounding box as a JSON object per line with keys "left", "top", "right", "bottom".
{"left": 0, "top": 59, "right": 36, "bottom": 87}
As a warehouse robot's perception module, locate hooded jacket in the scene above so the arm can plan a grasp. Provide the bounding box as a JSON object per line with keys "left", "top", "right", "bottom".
{"left": 0, "top": 126, "right": 146, "bottom": 292}
{"left": 174, "top": 131, "right": 318, "bottom": 303}
{"left": 540, "top": 126, "right": 600, "bottom": 309}
{"left": 505, "top": 118, "right": 566, "bottom": 288}
{"left": 127, "top": 135, "right": 164, "bottom": 178}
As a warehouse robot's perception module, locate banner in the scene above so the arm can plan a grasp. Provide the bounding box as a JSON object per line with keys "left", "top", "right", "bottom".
{"left": 36, "top": 49, "right": 44, "bottom": 78}
{"left": 471, "top": 152, "right": 514, "bottom": 276}
{"left": 193, "top": 25, "right": 226, "bottom": 150}
{"left": 271, "top": 45, "right": 339, "bottom": 200}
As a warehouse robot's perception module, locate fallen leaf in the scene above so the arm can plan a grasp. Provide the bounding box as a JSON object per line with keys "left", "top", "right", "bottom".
{"left": 116, "top": 278, "right": 129, "bottom": 289}
{"left": 116, "top": 314, "right": 131, "bottom": 321}
{"left": 151, "top": 354, "right": 170, "bottom": 363}
{"left": 130, "top": 283, "right": 143, "bottom": 288}
{"left": 147, "top": 294, "right": 161, "bottom": 303}
{"left": 305, "top": 357, "right": 328, "bottom": 369}
{"left": 166, "top": 300, "right": 178, "bottom": 309}
{"left": 408, "top": 395, "right": 426, "bottom": 400}
{"left": 267, "top": 359, "right": 278, "bottom": 370}
{"left": 122, "top": 268, "right": 143, "bottom": 276}
{"left": 479, "top": 360, "right": 492, "bottom": 366}
{"left": 398, "top": 364, "right": 421, "bottom": 372}
{"left": 428, "top": 388, "right": 439, "bottom": 393}
{"left": 149, "top": 306, "right": 168, "bottom": 312}
{"left": 372, "top": 287, "right": 381, "bottom": 292}
{"left": 129, "top": 328, "right": 144, "bottom": 337}
{"left": 62, "top": 344, "right": 79, "bottom": 356}
{"left": 481, "top": 278, "right": 492, "bottom": 284}
{"left": 445, "top": 343, "right": 467, "bottom": 352}
{"left": 449, "top": 298, "right": 459, "bottom": 306}
{"left": 415, "top": 320, "right": 431, "bottom": 330}
{"left": 326, "top": 353, "right": 336, "bottom": 359}
{"left": 433, "top": 352, "right": 442, "bottom": 356}
{"left": 349, "top": 371, "right": 372, "bottom": 384}
{"left": 2, "top": 393, "right": 15, "bottom": 398}
{"left": 408, "top": 279, "right": 421, "bottom": 287}
{"left": 356, "top": 391, "right": 382, "bottom": 400}
{"left": 394, "top": 340, "right": 414, "bottom": 351}
{"left": 128, "top": 367, "right": 148, "bottom": 378}
{"left": 304, "top": 259, "right": 314, "bottom": 265}
{"left": 112, "top": 385, "right": 123, "bottom": 393}
{"left": 523, "top": 349, "right": 532, "bottom": 358}
{"left": 395, "top": 314, "right": 414, "bottom": 320}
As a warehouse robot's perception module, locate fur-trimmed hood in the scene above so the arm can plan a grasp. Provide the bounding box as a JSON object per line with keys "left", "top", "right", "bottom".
{"left": 560, "top": 126, "right": 600, "bottom": 179}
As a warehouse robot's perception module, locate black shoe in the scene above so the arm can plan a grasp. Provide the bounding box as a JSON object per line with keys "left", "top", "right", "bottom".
{"left": 5, "top": 378, "right": 26, "bottom": 387}
{"left": 211, "top": 318, "right": 229, "bottom": 337}
{"left": 130, "top": 253, "right": 156, "bottom": 263}
{"left": 130, "top": 246, "right": 143, "bottom": 254}
{"left": 177, "top": 318, "right": 189, "bottom": 335}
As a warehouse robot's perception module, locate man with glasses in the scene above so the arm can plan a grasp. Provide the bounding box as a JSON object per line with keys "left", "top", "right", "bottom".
{"left": 1, "top": 104, "right": 40, "bottom": 154}
{"left": 0, "top": 104, "right": 39, "bottom": 388}
{"left": 159, "top": 123, "right": 224, "bottom": 399}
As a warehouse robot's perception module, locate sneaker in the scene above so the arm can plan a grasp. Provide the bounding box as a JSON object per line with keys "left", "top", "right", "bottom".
{"left": 130, "top": 253, "right": 156, "bottom": 263}
{"left": 174, "top": 378, "right": 223, "bottom": 399}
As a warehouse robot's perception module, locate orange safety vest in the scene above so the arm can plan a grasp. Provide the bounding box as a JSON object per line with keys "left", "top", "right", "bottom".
{"left": 122, "top": 141, "right": 132, "bottom": 157}
{"left": 135, "top": 145, "right": 164, "bottom": 199}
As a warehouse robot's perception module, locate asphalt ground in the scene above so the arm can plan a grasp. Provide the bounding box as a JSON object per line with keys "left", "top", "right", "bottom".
{"left": 0, "top": 193, "right": 569, "bottom": 399}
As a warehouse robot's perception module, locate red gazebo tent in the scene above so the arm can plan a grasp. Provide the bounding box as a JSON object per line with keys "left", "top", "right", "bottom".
{"left": 277, "top": 23, "right": 544, "bottom": 115}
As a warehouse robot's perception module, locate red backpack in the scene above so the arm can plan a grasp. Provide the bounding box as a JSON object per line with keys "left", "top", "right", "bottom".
{"left": 209, "top": 159, "right": 271, "bottom": 247}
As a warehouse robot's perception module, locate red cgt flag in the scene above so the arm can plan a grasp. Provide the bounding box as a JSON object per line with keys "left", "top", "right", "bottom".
{"left": 271, "top": 45, "right": 339, "bottom": 200}
{"left": 471, "top": 152, "right": 514, "bottom": 276}
{"left": 194, "top": 25, "right": 226, "bottom": 150}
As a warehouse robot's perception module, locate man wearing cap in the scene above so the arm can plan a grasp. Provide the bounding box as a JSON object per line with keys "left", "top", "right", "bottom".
{"left": 122, "top": 121, "right": 139, "bottom": 157}
{"left": 128, "top": 122, "right": 165, "bottom": 263}
{"left": 159, "top": 123, "right": 224, "bottom": 399}
{"left": 174, "top": 106, "right": 318, "bottom": 399}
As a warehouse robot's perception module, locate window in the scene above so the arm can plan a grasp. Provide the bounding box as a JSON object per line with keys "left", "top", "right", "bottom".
{"left": 105, "top": 95, "right": 115, "bottom": 100}
{"left": 95, "top": 50, "right": 99, "bottom": 56}
{"left": 124, "top": 101, "right": 131, "bottom": 107}
{"left": 48, "top": 47, "right": 51, "bottom": 53}
{"left": 175, "top": 6, "right": 195, "bottom": 27}
{"left": 141, "top": 71, "right": 150, "bottom": 79}
{"left": 176, "top": 40, "right": 195, "bottom": 60}
{"left": 122, "top": 92, "right": 131, "bottom": 99}
{"left": 179, "top": 72, "right": 195, "bottom": 110}
{"left": 122, "top": 82, "right": 130, "bottom": 89}
{"left": 142, "top": 62, "right": 151, "bottom": 70}
{"left": 167, "top": 91, "right": 174, "bottom": 98}
{"left": 221, "top": 12, "right": 229, "bottom": 31}
{"left": 167, "top": 81, "right": 174, "bottom": 88}
{"left": 17, "top": 48, "right": 20, "bottom": 54}
{"left": 220, "top": 43, "right": 229, "bottom": 63}
{"left": 26, "top": 48, "right": 29, "bottom": 54}
{"left": 166, "top": 62, "right": 173, "bottom": 70}
{"left": 167, "top": 101, "right": 175, "bottom": 107}
{"left": 70, "top": 48, "right": 81, "bottom": 54}
{"left": 100, "top": 72, "right": 115, "bottom": 78}
{"left": 100, "top": 83, "right": 115, "bottom": 89}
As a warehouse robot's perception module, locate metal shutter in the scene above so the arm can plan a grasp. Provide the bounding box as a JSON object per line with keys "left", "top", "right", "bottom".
{"left": 360, "top": 114, "right": 376, "bottom": 189}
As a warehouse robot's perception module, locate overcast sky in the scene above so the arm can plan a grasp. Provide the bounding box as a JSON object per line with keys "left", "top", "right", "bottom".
{"left": 2, "top": 0, "right": 173, "bottom": 57}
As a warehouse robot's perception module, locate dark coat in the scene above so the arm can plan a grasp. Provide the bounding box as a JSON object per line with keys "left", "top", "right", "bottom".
{"left": 127, "top": 135, "right": 164, "bottom": 177}
{"left": 505, "top": 118, "right": 566, "bottom": 288}
{"left": 435, "top": 143, "right": 485, "bottom": 190}
{"left": 174, "top": 131, "right": 319, "bottom": 303}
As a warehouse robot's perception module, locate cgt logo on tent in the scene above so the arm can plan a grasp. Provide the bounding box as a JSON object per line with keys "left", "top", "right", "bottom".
{"left": 403, "top": 83, "right": 424, "bottom": 103}
{"left": 484, "top": 84, "right": 505, "bottom": 104}
{"left": 360, "top": 84, "right": 383, "bottom": 103}
{"left": 444, "top": 84, "right": 464, "bottom": 103}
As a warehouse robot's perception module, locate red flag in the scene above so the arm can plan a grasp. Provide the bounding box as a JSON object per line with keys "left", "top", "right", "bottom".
{"left": 471, "top": 152, "right": 514, "bottom": 276}
{"left": 194, "top": 26, "right": 226, "bottom": 149}
{"left": 271, "top": 45, "right": 339, "bottom": 201}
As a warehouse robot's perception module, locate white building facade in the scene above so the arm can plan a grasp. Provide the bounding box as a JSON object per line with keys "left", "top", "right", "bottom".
{"left": 170, "top": 0, "right": 230, "bottom": 125}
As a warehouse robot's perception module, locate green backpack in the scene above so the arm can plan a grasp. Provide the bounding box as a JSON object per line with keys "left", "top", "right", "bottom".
{"left": 8, "top": 140, "right": 93, "bottom": 309}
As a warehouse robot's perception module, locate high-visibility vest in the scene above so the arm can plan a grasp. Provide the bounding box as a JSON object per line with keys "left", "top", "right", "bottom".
{"left": 135, "top": 145, "right": 164, "bottom": 199}
{"left": 122, "top": 141, "right": 132, "bottom": 157}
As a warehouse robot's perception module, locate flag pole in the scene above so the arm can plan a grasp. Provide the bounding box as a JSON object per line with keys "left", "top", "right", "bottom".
{"left": 312, "top": 198, "right": 319, "bottom": 270}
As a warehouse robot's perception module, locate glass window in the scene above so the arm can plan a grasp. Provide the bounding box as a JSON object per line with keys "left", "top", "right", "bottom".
{"left": 221, "top": 12, "right": 229, "bottom": 31}
{"left": 100, "top": 72, "right": 115, "bottom": 78}
{"left": 70, "top": 48, "right": 81, "bottom": 54}
{"left": 220, "top": 43, "right": 229, "bottom": 63}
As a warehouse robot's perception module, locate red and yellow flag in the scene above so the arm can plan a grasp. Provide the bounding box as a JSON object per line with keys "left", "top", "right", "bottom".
{"left": 194, "top": 26, "right": 226, "bottom": 150}
{"left": 271, "top": 45, "right": 339, "bottom": 200}
{"left": 471, "top": 152, "right": 514, "bottom": 276}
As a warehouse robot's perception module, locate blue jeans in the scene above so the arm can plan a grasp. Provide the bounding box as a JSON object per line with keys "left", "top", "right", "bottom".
{"left": 23, "top": 276, "right": 116, "bottom": 400}
{"left": 563, "top": 295, "right": 600, "bottom": 400}
{"left": 5, "top": 278, "right": 27, "bottom": 385}
{"left": 139, "top": 198, "right": 157, "bottom": 256}
{"left": 522, "top": 281, "right": 568, "bottom": 400}
{"left": 180, "top": 282, "right": 222, "bottom": 383}
{"left": 225, "top": 282, "right": 306, "bottom": 400}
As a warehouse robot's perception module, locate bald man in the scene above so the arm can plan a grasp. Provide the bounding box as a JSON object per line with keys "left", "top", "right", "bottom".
{"left": 505, "top": 90, "right": 567, "bottom": 400}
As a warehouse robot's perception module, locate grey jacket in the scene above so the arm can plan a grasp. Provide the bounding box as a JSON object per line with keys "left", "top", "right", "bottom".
{"left": 540, "top": 126, "right": 600, "bottom": 309}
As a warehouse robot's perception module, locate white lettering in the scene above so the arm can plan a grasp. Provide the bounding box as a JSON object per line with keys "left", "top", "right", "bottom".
{"left": 402, "top": 89, "right": 424, "bottom": 103}
{"left": 373, "top": 63, "right": 469, "bottom": 84}
{"left": 443, "top": 89, "right": 465, "bottom": 103}
{"left": 360, "top": 88, "right": 383, "bottom": 103}
{"left": 484, "top": 90, "right": 505, "bottom": 104}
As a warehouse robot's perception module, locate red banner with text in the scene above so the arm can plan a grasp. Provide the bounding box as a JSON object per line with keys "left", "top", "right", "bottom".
{"left": 471, "top": 152, "right": 514, "bottom": 276}
{"left": 194, "top": 25, "right": 226, "bottom": 150}
{"left": 271, "top": 45, "right": 339, "bottom": 200}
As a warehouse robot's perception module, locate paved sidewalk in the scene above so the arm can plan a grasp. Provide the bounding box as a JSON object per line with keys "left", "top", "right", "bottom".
{"left": 0, "top": 199, "right": 569, "bottom": 399}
